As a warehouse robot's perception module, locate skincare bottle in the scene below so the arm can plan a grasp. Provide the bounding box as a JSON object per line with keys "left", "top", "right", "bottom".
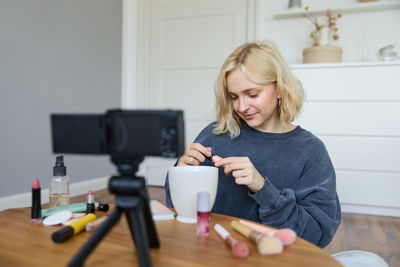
{"left": 49, "top": 155, "right": 70, "bottom": 207}
{"left": 197, "top": 192, "right": 210, "bottom": 236}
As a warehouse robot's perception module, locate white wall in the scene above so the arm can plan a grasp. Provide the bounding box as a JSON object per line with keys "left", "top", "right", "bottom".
{"left": 0, "top": 0, "right": 121, "bottom": 200}
{"left": 259, "top": 0, "right": 400, "bottom": 64}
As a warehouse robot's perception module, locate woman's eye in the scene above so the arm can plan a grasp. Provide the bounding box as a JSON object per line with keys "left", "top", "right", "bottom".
{"left": 230, "top": 96, "right": 238, "bottom": 100}
{"left": 249, "top": 94, "right": 258, "bottom": 98}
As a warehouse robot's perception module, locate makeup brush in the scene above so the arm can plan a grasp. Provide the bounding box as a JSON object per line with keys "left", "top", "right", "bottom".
{"left": 238, "top": 220, "right": 297, "bottom": 246}
{"left": 214, "top": 224, "right": 249, "bottom": 258}
{"left": 231, "top": 221, "right": 283, "bottom": 255}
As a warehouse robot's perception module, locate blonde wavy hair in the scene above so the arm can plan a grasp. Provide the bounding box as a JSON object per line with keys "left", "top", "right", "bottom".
{"left": 213, "top": 41, "right": 305, "bottom": 138}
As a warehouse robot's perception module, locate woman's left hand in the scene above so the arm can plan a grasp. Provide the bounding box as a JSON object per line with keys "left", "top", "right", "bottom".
{"left": 214, "top": 156, "right": 265, "bottom": 192}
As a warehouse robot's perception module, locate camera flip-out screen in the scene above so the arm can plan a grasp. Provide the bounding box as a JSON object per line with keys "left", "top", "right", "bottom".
{"left": 51, "top": 109, "right": 184, "bottom": 158}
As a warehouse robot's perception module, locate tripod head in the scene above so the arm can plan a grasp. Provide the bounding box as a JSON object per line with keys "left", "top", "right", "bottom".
{"left": 111, "top": 155, "right": 144, "bottom": 176}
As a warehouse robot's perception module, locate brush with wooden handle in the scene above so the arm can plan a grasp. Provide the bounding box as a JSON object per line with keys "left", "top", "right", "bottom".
{"left": 230, "top": 220, "right": 283, "bottom": 255}
{"left": 238, "top": 220, "right": 297, "bottom": 246}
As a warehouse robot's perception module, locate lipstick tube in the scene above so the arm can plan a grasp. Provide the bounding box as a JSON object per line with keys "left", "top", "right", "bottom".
{"left": 31, "top": 179, "right": 42, "bottom": 223}
{"left": 86, "top": 190, "right": 95, "bottom": 214}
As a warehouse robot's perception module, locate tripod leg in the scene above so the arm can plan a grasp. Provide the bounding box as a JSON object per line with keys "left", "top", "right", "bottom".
{"left": 137, "top": 178, "right": 160, "bottom": 248}
{"left": 68, "top": 209, "right": 122, "bottom": 267}
{"left": 127, "top": 205, "right": 152, "bottom": 267}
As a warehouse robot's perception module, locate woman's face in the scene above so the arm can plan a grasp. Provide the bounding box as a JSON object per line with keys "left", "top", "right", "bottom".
{"left": 226, "top": 68, "right": 280, "bottom": 132}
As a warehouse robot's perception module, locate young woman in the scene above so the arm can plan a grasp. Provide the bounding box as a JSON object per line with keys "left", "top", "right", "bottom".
{"left": 165, "top": 41, "right": 341, "bottom": 248}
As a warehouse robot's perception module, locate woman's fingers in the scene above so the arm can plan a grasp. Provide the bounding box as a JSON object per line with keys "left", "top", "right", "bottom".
{"left": 211, "top": 155, "right": 222, "bottom": 163}
{"left": 177, "top": 143, "right": 212, "bottom": 166}
{"left": 187, "top": 143, "right": 211, "bottom": 157}
{"left": 234, "top": 176, "right": 251, "bottom": 185}
{"left": 232, "top": 169, "right": 249, "bottom": 178}
{"left": 186, "top": 149, "right": 207, "bottom": 163}
{"left": 213, "top": 156, "right": 265, "bottom": 192}
{"left": 215, "top": 157, "right": 248, "bottom": 174}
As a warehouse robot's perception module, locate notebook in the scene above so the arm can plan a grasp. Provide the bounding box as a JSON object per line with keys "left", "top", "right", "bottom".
{"left": 150, "top": 200, "right": 176, "bottom": 221}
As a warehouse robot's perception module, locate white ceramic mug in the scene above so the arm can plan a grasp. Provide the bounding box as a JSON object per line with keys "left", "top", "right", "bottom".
{"left": 168, "top": 166, "right": 218, "bottom": 223}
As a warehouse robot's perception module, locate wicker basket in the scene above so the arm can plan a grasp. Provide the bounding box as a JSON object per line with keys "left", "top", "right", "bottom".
{"left": 303, "top": 46, "right": 343, "bottom": 64}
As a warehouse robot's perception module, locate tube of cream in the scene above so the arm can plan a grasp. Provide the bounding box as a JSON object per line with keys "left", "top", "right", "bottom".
{"left": 42, "top": 202, "right": 109, "bottom": 217}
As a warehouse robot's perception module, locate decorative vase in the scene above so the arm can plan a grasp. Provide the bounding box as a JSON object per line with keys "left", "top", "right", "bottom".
{"left": 319, "top": 26, "right": 330, "bottom": 46}
{"left": 302, "top": 46, "right": 343, "bottom": 63}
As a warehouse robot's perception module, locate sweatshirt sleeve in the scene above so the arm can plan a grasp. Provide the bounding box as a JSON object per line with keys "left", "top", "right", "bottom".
{"left": 250, "top": 144, "right": 341, "bottom": 248}
{"left": 165, "top": 172, "right": 173, "bottom": 208}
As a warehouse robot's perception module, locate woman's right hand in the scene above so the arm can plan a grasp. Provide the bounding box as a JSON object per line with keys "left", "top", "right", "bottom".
{"left": 177, "top": 143, "right": 212, "bottom": 166}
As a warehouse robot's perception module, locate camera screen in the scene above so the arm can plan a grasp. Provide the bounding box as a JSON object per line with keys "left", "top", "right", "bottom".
{"left": 51, "top": 114, "right": 107, "bottom": 154}
{"left": 108, "top": 113, "right": 160, "bottom": 156}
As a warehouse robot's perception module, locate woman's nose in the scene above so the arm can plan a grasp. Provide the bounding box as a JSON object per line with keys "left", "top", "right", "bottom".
{"left": 238, "top": 98, "right": 249, "bottom": 113}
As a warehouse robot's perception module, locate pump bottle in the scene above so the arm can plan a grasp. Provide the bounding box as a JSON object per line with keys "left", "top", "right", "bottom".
{"left": 49, "top": 155, "right": 70, "bottom": 207}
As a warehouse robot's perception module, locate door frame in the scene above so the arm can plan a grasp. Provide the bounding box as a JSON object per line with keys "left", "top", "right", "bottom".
{"left": 121, "top": 0, "right": 262, "bottom": 109}
{"left": 121, "top": 0, "right": 151, "bottom": 109}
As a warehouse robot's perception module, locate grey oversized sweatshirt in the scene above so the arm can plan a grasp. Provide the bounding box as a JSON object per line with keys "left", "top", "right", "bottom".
{"left": 165, "top": 122, "right": 341, "bottom": 248}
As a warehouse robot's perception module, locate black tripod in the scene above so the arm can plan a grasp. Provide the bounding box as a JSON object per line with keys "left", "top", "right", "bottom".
{"left": 68, "top": 156, "right": 160, "bottom": 267}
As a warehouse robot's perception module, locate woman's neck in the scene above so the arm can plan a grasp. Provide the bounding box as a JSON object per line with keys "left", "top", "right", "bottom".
{"left": 255, "top": 120, "right": 296, "bottom": 134}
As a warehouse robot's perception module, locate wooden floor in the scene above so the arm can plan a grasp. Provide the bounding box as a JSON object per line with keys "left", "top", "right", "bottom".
{"left": 324, "top": 213, "right": 400, "bottom": 267}
{"left": 92, "top": 186, "right": 400, "bottom": 267}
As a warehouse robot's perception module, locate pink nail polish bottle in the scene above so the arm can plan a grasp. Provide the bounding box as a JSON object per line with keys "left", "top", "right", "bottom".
{"left": 197, "top": 192, "right": 210, "bottom": 236}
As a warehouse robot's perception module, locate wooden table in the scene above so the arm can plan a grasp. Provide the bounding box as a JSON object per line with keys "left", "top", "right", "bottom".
{"left": 0, "top": 201, "right": 341, "bottom": 266}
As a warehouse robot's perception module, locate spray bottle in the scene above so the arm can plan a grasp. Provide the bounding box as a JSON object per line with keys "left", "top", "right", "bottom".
{"left": 49, "top": 155, "right": 70, "bottom": 207}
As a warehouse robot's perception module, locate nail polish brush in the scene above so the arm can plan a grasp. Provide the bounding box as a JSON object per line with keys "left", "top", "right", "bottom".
{"left": 209, "top": 154, "right": 226, "bottom": 167}
{"left": 205, "top": 152, "right": 216, "bottom": 161}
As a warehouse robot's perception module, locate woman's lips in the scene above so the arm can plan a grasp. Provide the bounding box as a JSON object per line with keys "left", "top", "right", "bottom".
{"left": 243, "top": 113, "right": 256, "bottom": 120}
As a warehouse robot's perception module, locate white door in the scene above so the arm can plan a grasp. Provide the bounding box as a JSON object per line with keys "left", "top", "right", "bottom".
{"left": 138, "top": 0, "right": 255, "bottom": 185}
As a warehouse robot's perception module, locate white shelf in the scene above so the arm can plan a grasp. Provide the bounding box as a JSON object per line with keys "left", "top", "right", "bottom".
{"left": 275, "top": 0, "right": 400, "bottom": 18}
{"left": 290, "top": 60, "right": 400, "bottom": 69}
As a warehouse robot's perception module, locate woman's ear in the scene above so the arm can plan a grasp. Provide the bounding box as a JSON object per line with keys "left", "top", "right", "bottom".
{"left": 276, "top": 85, "right": 282, "bottom": 106}
{"left": 273, "top": 82, "right": 280, "bottom": 97}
